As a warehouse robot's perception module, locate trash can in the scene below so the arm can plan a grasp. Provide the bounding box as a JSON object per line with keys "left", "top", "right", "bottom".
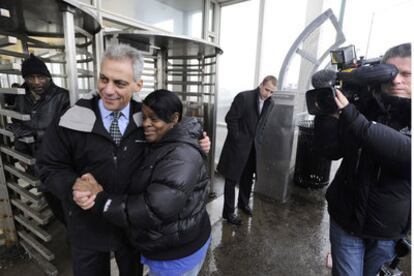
{"left": 294, "top": 120, "right": 331, "bottom": 189}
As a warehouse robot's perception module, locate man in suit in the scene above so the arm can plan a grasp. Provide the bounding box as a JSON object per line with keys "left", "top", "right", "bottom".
{"left": 218, "top": 75, "right": 277, "bottom": 225}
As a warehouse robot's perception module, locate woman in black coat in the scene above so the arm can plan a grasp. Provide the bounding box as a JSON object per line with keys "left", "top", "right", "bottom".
{"left": 75, "top": 89, "right": 211, "bottom": 276}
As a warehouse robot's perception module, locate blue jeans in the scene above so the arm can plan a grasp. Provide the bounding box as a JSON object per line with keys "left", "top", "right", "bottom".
{"left": 147, "top": 255, "right": 206, "bottom": 276}
{"left": 329, "top": 218, "right": 397, "bottom": 276}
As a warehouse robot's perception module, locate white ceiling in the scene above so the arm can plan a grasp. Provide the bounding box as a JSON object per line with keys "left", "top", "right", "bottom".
{"left": 155, "top": 0, "right": 249, "bottom": 12}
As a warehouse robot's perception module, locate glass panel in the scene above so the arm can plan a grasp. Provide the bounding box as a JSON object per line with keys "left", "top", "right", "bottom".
{"left": 76, "top": 0, "right": 94, "bottom": 5}
{"left": 340, "top": 0, "right": 413, "bottom": 59}
{"left": 215, "top": 0, "right": 260, "bottom": 164}
{"left": 209, "top": 2, "right": 216, "bottom": 32}
{"left": 260, "top": 0, "right": 307, "bottom": 91}
{"left": 101, "top": 0, "right": 203, "bottom": 37}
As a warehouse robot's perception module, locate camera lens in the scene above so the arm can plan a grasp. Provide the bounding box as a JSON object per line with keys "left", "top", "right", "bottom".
{"left": 315, "top": 88, "right": 338, "bottom": 114}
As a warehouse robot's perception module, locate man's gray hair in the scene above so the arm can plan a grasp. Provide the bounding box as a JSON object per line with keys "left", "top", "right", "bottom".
{"left": 382, "top": 43, "right": 411, "bottom": 63}
{"left": 102, "top": 43, "right": 144, "bottom": 81}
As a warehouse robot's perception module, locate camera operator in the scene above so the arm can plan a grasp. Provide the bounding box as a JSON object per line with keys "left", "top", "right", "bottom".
{"left": 314, "top": 43, "right": 411, "bottom": 276}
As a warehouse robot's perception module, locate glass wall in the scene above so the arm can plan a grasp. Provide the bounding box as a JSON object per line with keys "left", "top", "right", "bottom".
{"left": 340, "top": 0, "right": 412, "bottom": 59}
{"left": 101, "top": 0, "right": 203, "bottom": 38}
{"left": 260, "top": 0, "right": 309, "bottom": 89}
{"left": 259, "top": 0, "right": 412, "bottom": 92}
{"left": 215, "top": 0, "right": 260, "bottom": 164}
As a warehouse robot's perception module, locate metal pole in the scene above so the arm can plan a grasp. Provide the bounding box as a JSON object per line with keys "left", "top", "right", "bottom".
{"left": 62, "top": 5, "right": 79, "bottom": 105}
{"left": 365, "top": 12, "right": 375, "bottom": 58}
{"left": 95, "top": 0, "right": 103, "bottom": 79}
{"left": 254, "top": 0, "right": 265, "bottom": 86}
{"left": 0, "top": 148, "right": 17, "bottom": 245}
{"left": 337, "top": 0, "right": 347, "bottom": 39}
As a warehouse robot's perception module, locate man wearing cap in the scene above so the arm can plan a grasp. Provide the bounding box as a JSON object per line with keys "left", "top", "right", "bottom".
{"left": 11, "top": 53, "right": 70, "bottom": 225}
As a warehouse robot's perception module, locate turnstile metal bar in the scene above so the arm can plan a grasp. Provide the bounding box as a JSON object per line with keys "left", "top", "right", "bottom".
{"left": 166, "top": 68, "right": 203, "bottom": 72}
{"left": 173, "top": 91, "right": 214, "bottom": 96}
{"left": 142, "top": 85, "right": 155, "bottom": 89}
{"left": 15, "top": 215, "right": 52, "bottom": 242}
{"left": 0, "top": 63, "right": 21, "bottom": 74}
{"left": 75, "top": 47, "right": 93, "bottom": 59}
{"left": 0, "top": 109, "right": 31, "bottom": 121}
{"left": 18, "top": 231, "right": 54, "bottom": 261}
{"left": 167, "top": 54, "right": 217, "bottom": 60}
{"left": 74, "top": 25, "right": 94, "bottom": 41}
{"left": 168, "top": 72, "right": 216, "bottom": 77}
{"left": 0, "top": 62, "right": 20, "bottom": 71}
{"left": 4, "top": 164, "right": 41, "bottom": 186}
{"left": 11, "top": 199, "right": 51, "bottom": 225}
{"left": 77, "top": 68, "right": 94, "bottom": 77}
{"left": 19, "top": 239, "right": 58, "bottom": 276}
{"left": 167, "top": 62, "right": 216, "bottom": 67}
{"left": 0, "top": 88, "right": 26, "bottom": 95}
{"left": 0, "top": 128, "right": 35, "bottom": 143}
{"left": 0, "top": 49, "right": 27, "bottom": 59}
{"left": 77, "top": 57, "right": 95, "bottom": 63}
{"left": 7, "top": 182, "right": 42, "bottom": 204}
{"left": 27, "top": 43, "right": 65, "bottom": 50}
{"left": 1, "top": 146, "right": 36, "bottom": 165}
{"left": 167, "top": 81, "right": 215, "bottom": 86}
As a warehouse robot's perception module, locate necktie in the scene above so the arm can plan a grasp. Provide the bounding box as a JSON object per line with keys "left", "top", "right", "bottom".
{"left": 109, "top": 112, "right": 122, "bottom": 145}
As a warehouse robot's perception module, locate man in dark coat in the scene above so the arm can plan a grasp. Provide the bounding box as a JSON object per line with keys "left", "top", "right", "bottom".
{"left": 314, "top": 43, "right": 411, "bottom": 276}
{"left": 217, "top": 75, "right": 277, "bottom": 225}
{"left": 9, "top": 54, "right": 70, "bottom": 226}
{"left": 38, "top": 44, "right": 146, "bottom": 276}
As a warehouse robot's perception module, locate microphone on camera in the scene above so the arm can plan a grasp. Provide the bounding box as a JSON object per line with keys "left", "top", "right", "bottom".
{"left": 311, "top": 69, "right": 337, "bottom": 89}
{"left": 337, "top": 63, "right": 399, "bottom": 85}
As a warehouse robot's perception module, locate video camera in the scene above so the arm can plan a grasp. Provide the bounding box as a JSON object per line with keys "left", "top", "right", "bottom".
{"left": 379, "top": 238, "right": 411, "bottom": 276}
{"left": 306, "top": 45, "right": 399, "bottom": 115}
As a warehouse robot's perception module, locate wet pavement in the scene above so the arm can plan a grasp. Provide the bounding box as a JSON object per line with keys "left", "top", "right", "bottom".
{"left": 199, "top": 180, "right": 332, "bottom": 276}
{"left": 0, "top": 175, "right": 411, "bottom": 276}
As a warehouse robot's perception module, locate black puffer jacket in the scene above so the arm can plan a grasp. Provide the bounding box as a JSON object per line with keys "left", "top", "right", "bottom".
{"left": 102, "top": 117, "right": 211, "bottom": 260}
{"left": 314, "top": 95, "right": 411, "bottom": 239}
{"left": 13, "top": 82, "right": 70, "bottom": 155}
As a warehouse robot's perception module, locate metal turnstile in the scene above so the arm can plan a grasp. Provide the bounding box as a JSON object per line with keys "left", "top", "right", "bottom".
{"left": 0, "top": 0, "right": 100, "bottom": 274}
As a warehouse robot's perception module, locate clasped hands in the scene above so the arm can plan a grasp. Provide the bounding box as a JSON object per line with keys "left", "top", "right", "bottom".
{"left": 72, "top": 173, "right": 103, "bottom": 210}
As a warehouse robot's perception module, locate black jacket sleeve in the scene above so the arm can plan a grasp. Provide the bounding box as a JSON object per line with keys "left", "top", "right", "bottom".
{"left": 340, "top": 104, "right": 411, "bottom": 178}
{"left": 225, "top": 93, "right": 244, "bottom": 140}
{"left": 314, "top": 114, "right": 343, "bottom": 160}
{"left": 37, "top": 119, "right": 79, "bottom": 203}
{"left": 104, "top": 146, "right": 202, "bottom": 230}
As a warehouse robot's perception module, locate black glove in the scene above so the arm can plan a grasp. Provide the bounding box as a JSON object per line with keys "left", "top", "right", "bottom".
{"left": 99, "top": 194, "right": 129, "bottom": 229}
{"left": 5, "top": 123, "right": 34, "bottom": 138}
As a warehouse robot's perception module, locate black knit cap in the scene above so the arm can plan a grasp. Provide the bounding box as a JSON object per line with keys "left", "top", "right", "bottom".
{"left": 21, "top": 53, "right": 51, "bottom": 78}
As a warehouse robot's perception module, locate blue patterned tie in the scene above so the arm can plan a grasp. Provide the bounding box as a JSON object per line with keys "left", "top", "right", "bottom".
{"left": 109, "top": 112, "right": 122, "bottom": 145}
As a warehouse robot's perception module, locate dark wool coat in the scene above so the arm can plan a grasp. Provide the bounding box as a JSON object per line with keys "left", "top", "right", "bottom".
{"left": 314, "top": 96, "right": 411, "bottom": 239}
{"left": 101, "top": 118, "right": 211, "bottom": 260}
{"left": 217, "top": 88, "right": 272, "bottom": 181}
{"left": 38, "top": 93, "right": 146, "bottom": 250}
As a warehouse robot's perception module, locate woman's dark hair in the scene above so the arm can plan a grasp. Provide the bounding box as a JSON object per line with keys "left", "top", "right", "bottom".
{"left": 143, "top": 89, "right": 183, "bottom": 123}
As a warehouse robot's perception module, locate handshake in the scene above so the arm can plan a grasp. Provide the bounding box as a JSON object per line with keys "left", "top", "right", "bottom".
{"left": 72, "top": 173, "right": 103, "bottom": 210}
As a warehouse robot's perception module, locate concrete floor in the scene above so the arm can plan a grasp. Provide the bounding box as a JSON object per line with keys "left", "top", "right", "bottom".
{"left": 0, "top": 175, "right": 411, "bottom": 276}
